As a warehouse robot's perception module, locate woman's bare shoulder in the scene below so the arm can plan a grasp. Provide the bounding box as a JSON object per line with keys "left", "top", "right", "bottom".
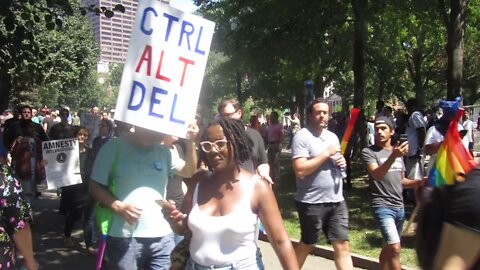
{"left": 253, "top": 175, "right": 272, "bottom": 193}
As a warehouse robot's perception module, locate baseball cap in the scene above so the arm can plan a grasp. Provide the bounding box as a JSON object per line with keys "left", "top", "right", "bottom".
{"left": 374, "top": 116, "right": 394, "bottom": 129}
{"left": 439, "top": 97, "right": 461, "bottom": 120}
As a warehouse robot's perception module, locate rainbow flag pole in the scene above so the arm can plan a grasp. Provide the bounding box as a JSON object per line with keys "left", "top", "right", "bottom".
{"left": 340, "top": 108, "right": 361, "bottom": 155}
{"left": 96, "top": 234, "right": 107, "bottom": 270}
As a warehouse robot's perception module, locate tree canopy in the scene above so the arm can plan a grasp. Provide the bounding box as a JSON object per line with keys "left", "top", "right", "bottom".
{"left": 0, "top": 0, "right": 123, "bottom": 111}
{"left": 1, "top": 0, "right": 478, "bottom": 116}
{"left": 194, "top": 0, "right": 479, "bottom": 116}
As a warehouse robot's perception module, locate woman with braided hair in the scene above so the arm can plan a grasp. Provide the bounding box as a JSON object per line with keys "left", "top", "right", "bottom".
{"left": 164, "top": 118, "right": 298, "bottom": 270}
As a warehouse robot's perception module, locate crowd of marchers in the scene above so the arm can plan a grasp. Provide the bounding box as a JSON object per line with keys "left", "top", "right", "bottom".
{"left": 0, "top": 97, "right": 479, "bottom": 270}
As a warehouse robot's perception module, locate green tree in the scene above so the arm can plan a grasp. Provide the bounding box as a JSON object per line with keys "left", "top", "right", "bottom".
{"left": 195, "top": 0, "right": 353, "bottom": 118}
{"left": 365, "top": 1, "right": 447, "bottom": 108}
{"left": 108, "top": 63, "right": 124, "bottom": 88}
{"left": 463, "top": 1, "right": 480, "bottom": 105}
{"left": 0, "top": 0, "right": 124, "bottom": 111}
{"left": 33, "top": 5, "right": 99, "bottom": 109}
{"left": 99, "top": 63, "right": 125, "bottom": 111}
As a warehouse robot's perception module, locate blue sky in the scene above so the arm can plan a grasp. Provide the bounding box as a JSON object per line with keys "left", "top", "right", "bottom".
{"left": 170, "top": 0, "right": 198, "bottom": 12}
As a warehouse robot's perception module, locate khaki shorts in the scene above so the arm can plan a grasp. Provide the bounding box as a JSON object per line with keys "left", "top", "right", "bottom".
{"left": 405, "top": 155, "right": 424, "bottom": 180}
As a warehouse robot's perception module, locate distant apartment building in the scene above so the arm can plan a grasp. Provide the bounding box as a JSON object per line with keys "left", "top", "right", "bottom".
{"left": 82, "top": 0, "right": 138, "bottom": 72}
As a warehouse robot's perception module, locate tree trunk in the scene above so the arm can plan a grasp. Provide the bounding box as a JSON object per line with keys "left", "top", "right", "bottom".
{"left": 348, "top": 0, "right": 368, "bottom": 189}
{"left": 0, "top": 68, "right": 12, "bottom": 112}
{"left": 377, "top": 68, "right": 385, "bottom": 102}
{"left": 446, "top": 0, "right": 468, "bottom": 100}
{"left": 352, "top": 0, "right": 367, "bottom": 146}
{"left": 413, "top": 49, "right": 425, "bottom": 107}
{"left": 352, "top": 0, "right": 366, "bottom": 110}
{"left": 313, "top": 73, "right": 328, "bottom": 99}
{"left": 297, "top": 91, "right": 306, "bottom": 128}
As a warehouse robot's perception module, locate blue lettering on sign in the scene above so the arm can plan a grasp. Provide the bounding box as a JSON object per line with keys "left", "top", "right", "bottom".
{"left": 163, "top": 13, "right": 179, "bottom": 42}
{"left": 128, "top": 81, "right": 146, "bottom": 111}
{"left": 179, "top": 21, "right": 194, "bottom": 50}
{"left": 149, "top": 87, "right": 168, "bottom": 118}
{"left": 141, "top": 7, "right": 157, "bottom": 35}
{"left": 194, "top": 26, "right": 206, "bottom": 55}
{"left": 138, "top": 5, "right": 208, "bottom": 57}
{"left": 169, "top": 94, "right": 185, "bottom": 125}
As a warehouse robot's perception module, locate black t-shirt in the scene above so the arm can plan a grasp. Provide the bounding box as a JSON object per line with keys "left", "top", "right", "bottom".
{"left": 48, "top": 123, "right": 76, "bottom": 140}
{"left": 239, "top": 127, "right": 268, "bottom": 173}
{"left": 447, "top": 167, "right": 480, "bottom": 232}
{"left": 3, "top": 119, "right": 48, "bottom": 150}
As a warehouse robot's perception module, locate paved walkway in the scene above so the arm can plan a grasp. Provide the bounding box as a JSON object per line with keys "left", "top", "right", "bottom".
{"left": 30, "top": 188, "right": 358, "bottom": 270}
{"left": 258, "top": 239, "right": 366, "bottom": 270}
{"left": 32, "top": 189, "right": 94, "bottom": 270}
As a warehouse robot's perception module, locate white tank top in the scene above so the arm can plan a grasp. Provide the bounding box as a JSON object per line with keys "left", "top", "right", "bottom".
{"left": 188, "top": 176, "right": 259, "bottom": 266}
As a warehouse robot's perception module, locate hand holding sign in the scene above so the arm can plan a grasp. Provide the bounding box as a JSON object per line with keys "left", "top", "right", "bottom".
{"left": 186, "top": 120, "right": 199, "bottom": 142}
{"left": 42, "top": 139, "right": 81, "bottom": 189}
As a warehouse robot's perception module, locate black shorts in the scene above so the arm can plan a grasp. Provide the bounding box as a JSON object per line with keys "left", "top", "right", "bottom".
{"left": 295, "top": 200, "right": 349, "bottom": 245}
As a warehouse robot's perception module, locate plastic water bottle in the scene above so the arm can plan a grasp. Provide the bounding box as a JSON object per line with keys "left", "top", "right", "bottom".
{"left": 331, "top": 152, "right": 347, "bottom": 179}
{"left": 338, "top": 166, "right": 347, "bottom": 179}
{"left": 122, "top": 221, "right": 137, "bottom": 237}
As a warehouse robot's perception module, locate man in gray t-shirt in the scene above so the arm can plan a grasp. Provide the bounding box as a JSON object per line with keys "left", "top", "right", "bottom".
{"left": 291, "top": 99, "right": 353, "bottom": 269}
{"left": 361, "top": 116, "right": 423, "bottom": 270}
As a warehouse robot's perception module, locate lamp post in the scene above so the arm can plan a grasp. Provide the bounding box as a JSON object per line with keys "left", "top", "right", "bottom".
{"left": 303, "top": 80, "right": 314, "bottom": 126}
{"left": 305, "top": 80, "right": 313, "bottom": 106}
{"left": 230, "top": 17, "right": 242, "bottom": 105}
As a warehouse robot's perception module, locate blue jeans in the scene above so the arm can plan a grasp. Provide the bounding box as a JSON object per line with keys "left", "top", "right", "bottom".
{"left": 83, "top": 204, "right": 95, "bottom": 248}
{"left": 372, "top": 207, "right": 405, "bottom": 244}
{"left": 63, "top": 204, "right": 96, "bottom": 248}
{"left": 106, "top": 234, "right": 175, "bottom": 270}
{"left": 173, "top": 233, "right": 184, "bottom": 246}
{"left": 185, "top": 248, "right": 265, "bottom": 270}
{"left": 20, "top": 178, "right": 36, "bottom": 206}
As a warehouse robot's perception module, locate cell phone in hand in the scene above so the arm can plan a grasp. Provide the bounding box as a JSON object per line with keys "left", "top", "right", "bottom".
{"left": 155, "top": 200, "right": 173, "bottom": 208}
{"left": 399, "top": 134, "right": 408, "bottom": 144}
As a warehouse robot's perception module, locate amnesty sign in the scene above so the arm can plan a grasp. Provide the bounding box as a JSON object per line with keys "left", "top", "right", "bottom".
{"left": 42, "top": 139, "right": 82, "bottom": 189}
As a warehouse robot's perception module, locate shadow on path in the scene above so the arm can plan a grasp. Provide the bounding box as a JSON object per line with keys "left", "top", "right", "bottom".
{"left": 32, "top": 188, "right": 96, "bottom": 270}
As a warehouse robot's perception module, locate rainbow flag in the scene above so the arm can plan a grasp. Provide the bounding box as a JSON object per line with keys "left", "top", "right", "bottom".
{"left": 340, "top": 108, "right": 361, "bottom": 154}
{"left": 428, "top": 109, "right": 476, "bottom": 186}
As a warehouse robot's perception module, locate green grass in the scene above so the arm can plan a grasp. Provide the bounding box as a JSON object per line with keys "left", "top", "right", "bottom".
{"left": 274, "top": 151, "right": 419, "bottom": 267}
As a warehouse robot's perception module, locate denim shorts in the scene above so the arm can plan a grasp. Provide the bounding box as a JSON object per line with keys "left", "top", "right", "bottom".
{"left": 372, "top": 207, "right": 405, "bottom": 244}
{"left": 106, "top": 234, "right": 174, "bottom": 270}
{"left": 185, "top": 248, "right": 265, "bottom": 270}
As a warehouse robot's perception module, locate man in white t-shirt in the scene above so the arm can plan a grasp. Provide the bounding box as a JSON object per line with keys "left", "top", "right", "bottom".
{"left": 405, "top": 99, "right": 427, "bottom": 181}
{"left": 462, "top": 110, "right": 474, "bottom": 155}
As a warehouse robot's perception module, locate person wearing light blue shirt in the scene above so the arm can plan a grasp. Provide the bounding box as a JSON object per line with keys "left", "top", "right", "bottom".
{"left": 89, "top": 124, "right": 198, "bottom": 270}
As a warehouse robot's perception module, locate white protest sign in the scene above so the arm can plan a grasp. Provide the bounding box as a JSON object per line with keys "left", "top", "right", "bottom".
{"left": 114, "top": 0, "right": 215, "bottom": 138}
{"left": 42, "top": 139, "right": 82, "bottom": 189}
{"left": 79, "top": 112, "right": 101, "bottom": 146}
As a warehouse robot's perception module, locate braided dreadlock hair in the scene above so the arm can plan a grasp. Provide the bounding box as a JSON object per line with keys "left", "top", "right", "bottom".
{"left": 199, "top": 118, "right": 253, "bottom": 171}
